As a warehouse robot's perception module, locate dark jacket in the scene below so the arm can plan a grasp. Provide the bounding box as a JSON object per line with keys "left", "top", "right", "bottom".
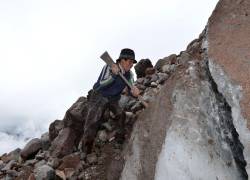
{"left": 93, "top": 64, "right": 134, "bottom": 101}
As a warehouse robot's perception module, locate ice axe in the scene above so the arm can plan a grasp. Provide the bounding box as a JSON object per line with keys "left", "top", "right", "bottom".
{"left": 100, "top": 51, "right": 148, "bottom": 108}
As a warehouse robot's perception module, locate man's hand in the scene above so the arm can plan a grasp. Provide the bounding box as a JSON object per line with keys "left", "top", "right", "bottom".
{"left": 111, "top": 64, "right": 120, "bottom": 75}
{"left": 131, "top": 86, "right": 140, "bottom": 97}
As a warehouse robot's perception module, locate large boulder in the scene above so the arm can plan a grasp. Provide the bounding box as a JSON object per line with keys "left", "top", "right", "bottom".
{"left": 206, "top": 0, "right": 250, "bottom": 175}
{"left": 121, "top": 55, "right": 248, "bottom": 180}
{"left": 134, "top": 59, "right": 154, "bottom": 78}
{"left": 21, "top": 138, "right": 42, "bottom": 160}
{"left": 49, "top": 128, "right": 77, "bottom": 158}
{"left": 49, "top": 97, "right": 88, "bottom": 158}
{"left": 63, "top": 96, "right": 88, "bottom": 144}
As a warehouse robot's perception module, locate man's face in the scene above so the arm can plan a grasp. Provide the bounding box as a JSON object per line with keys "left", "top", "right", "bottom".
{"left": 120, "top": 59, "right": 134, "bottom": 72}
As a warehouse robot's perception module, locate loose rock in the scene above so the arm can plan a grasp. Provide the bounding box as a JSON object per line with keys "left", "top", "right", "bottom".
{"left": 34, "top": 165, "right": 55, "bottom": 180}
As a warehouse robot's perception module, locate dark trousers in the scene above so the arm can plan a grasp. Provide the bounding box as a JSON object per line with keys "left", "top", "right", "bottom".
{"left": 81, "top": 90, "right": 125, "bottom": 153}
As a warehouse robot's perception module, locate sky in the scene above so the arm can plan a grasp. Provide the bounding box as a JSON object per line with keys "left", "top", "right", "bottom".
{"left": 0, "top": 0, "right": 219, "bottom": 154}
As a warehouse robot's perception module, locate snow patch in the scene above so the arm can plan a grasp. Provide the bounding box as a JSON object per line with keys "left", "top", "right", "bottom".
{"left": 208, "top": 59, "right": 250, "bottom": 176}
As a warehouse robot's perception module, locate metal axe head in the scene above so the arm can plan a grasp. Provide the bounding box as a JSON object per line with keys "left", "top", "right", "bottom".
{"left": 100, "top": 51, "right": 115, "bottom": 67}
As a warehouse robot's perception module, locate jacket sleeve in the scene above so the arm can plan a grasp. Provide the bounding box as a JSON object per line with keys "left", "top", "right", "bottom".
{"left": 98, "top": 65, "right": 117, "bottom": 88}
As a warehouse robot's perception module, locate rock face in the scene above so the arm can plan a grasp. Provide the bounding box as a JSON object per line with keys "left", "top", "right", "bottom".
{"left": 205, "top": 0, "right": 250, "bottom": 176}
{"left": 207, "top": 0, "right": 250, "bottom": 126}
{"left": 1, "top": 0, "right": 250, "bottom": 179}
{"left": 121, "top": 34, "right": 248, "bottom": 179}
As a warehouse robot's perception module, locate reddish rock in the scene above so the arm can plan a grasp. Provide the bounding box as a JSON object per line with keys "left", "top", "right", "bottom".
{"left": 15, "top": 166, "right": 33, "bottom": 180}
{"left": 28, "top": 173, "right": 36, "bottom": 180}
{"left": 58, "top": 153, "right": 81, "bottom": 170}
{"left": 63, "top": 96, "right": 88, "bottom": 144}
{"left": 21, "top": 138, "right": 42, "bottom": 160}
{"left": 49, "top": 128, "right": 77, "bottom": 158}
{"left": 207, "top": 0, "right": 250, "bottom": 127}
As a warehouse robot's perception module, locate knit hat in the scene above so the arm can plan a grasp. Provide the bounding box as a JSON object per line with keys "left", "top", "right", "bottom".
{"left": 116, "top": 48, "right": 137, "bottom": 63}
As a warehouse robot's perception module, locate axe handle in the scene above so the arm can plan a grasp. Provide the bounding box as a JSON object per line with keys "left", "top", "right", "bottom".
{"left": 118, "top": 72, "right": 133, "bottom": 89}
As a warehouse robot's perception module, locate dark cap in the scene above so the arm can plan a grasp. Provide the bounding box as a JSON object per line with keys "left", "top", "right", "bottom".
{"left": 116, "top": 48, "right": 137, "bottom": 63}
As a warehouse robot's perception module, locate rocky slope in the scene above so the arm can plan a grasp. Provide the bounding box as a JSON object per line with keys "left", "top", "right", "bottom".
{"left": 1, "top": 0, "right": 250, "bottom": 179}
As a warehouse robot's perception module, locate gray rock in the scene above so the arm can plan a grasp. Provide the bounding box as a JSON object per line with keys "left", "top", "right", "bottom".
{"left": 126, "top": 99, "right": 137, "bottom": 109}
{"left": 34, "top": 164, "right": 55, "bottom": 180}
{"left": 142, "top": 94, "right": 153, "bottom": 103}
{"left": 47, "top": 157, "right": 60, "bottom": 169}
{"left": 34, "top": 160, "right": 47, "bottom": 169}
{"left": 157, "top": 73, "right": 169, "bottom": 84}
{"left": 161, "top": 64, "right": 171, "bottom": 73}
{"left": 162, "top": 64, "right": 176, "bottom": 74}
{"left": 119, "top": 95, "right": 132, "bottom": 109}
{"left": 4, "top": 174, "right": 14, "bottom": 180}
{"left": 150, "top": 74, "right": 159, "bottom": 82}
{"left": 6, "top": 170, "right": 19, "bottom": 177}
{"left": 131, "top": 102, "right": 143, "bottom": 112}
{"left": 7, "top": 148, "right": 21, "bottom": 162}
{"left": 0, "top": 160, "right": 5, "bottom": 170}
{"left": 24, "top": 159, "right": 38, "bottom": 166}
{"left": 143, "top": 78, "right": 151, "bottom": 87}
{"left": 170, "top": 64, "right": 176, "bottom": 71}
{"left": 136, "top": 78, "right": 144, "bottom": 84}
{"left": 35, "top": 155, "right": 44, "bottom": 161}
{"left": 1, "top": 160, "right": 16, "bottom": 171}
{"left": 80, "top": 152, "right": 87, "bottom": 160}
{"left": 179, "top": 51, "right": 192, "bottom": 64}
{"left": 0, "top": 149, "right": 21, "bottom": 164}
{"left": 136, "top": 84, "right": 147, "bottom": 91}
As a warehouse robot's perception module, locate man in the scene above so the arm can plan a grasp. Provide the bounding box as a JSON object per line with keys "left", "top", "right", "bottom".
{"left": 81, "top": 48, "right": 140, "bottom": 154}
